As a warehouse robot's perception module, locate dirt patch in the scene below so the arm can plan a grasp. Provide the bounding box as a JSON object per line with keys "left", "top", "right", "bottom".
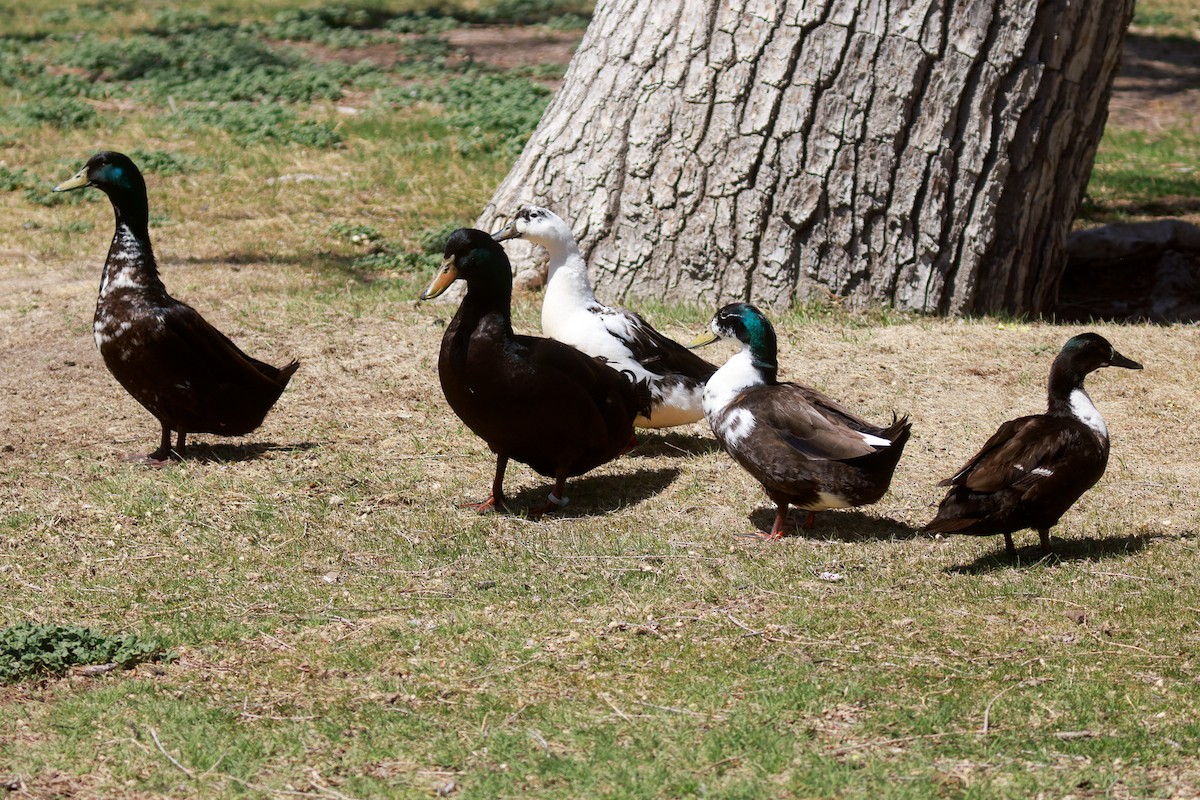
{"left": 282, "top": 25, "right": 579, "bottom": 80}
{"left": 1107, "top": 31, "right": 1200, "bottom": 132}
{"left": 445, "top": 25, "right": 579, "bottom": 73}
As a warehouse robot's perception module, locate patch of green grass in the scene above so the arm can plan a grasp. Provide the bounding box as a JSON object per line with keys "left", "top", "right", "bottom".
{"left": 57, "top": 29, "right": 370, "bottom": 103}
{"left": 176, "top": 102, "right": 344, "bottom": 148}
{"left": 6, "top": 97, "right": 98, "bottom": 129}
{"left": 125, "top": 148, "right": 212, "bottom": 176}
{"left": 1132, "top": 0, "right": 1200, "bottom": 33}
{"left": 1081, "top": 128, "right": 1200, "bottom": 222}
{"left": 388, "top": 74, "right": 552, "bottom": 157}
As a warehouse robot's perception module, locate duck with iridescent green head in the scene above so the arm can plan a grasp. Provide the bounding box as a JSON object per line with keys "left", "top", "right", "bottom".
{"left": 690, "top": 302, "right": 911, "bottom": 540}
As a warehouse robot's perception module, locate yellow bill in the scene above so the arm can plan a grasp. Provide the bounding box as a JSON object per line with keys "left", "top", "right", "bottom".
{"left": 687, "top": 330, "right": 720, "bottom": 349}
{"left": 53, "top": 167, "right": 89, "bottom": 192}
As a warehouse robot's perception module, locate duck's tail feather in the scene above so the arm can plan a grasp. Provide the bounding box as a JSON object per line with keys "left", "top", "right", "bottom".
{"left": 621, "top": 369, "right": 654, "bottom": 420}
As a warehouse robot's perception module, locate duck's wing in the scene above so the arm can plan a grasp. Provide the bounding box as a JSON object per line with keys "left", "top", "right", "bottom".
{"left": 941, "top": 416, "right": 1078, "bottom": 494}
{"left": 747, "top": 384, "right": 890, "bottom": 463}
{"left": 451, "top": 318, "right": 646, "bottom": 469}
{"left": 154, "top": 302, "right": 295, "bottom": 390}
{"left": 788, "top": 383, "right": 887, "bottom": 434}
{"left": 592, "top": 305, "right": 717, "bottom": 381}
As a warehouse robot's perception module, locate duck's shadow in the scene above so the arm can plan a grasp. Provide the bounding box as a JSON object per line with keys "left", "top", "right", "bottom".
{"left": 185, "top": 441, "right": 318, "bottom": 464}
{"left": 626, "top": 431, "right": 719, "bottom": 459}
{"left": 746, "top": 508, "right": 922, "bottom": 543}
{"left": 946, "top": 530, "right": 1162, "bottom": 574}
{"left": 503, "top": 466, "right": 681, "bottom": 520}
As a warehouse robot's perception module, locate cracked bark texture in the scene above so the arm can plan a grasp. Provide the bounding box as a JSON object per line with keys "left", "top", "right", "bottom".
{"left": 477, "top": 0, "right": 1134, "bottom": 314}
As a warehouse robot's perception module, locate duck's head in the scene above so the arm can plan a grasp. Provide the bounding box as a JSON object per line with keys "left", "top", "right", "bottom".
{"left": 420, "top": 228, "right": 512, "bottom": 301}
{"left": 54, "top": 151, "right": 146, "bottom": 200}
{"left": 491, "top": 206, "right": 571, "bottom": 246}
{"left": 1056, "top": 333, "right": 1143, "bottom": 378}
{"left": 689, "top": 302, "right": 779, "bottom": 379}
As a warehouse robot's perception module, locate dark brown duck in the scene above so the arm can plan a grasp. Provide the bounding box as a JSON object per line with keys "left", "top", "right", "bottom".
{"left": 54, "top": 151, "right": 298, "bottom": 464}
{"left": 923, "top": 333, "right": 1142, "bottom": 557}
{"left": 692, "top": 302, "right": 911, "bottom": 540}
{"left": 420, "top": 228, "right": 650, "bottom": 517}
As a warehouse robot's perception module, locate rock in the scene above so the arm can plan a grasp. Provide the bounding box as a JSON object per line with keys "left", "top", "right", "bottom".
{"left": 1058, "top": 219, "right": 1200, "bottom": 322}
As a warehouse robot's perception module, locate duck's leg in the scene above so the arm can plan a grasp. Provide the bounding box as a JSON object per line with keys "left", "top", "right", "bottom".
{"left": 1003, "top": 532, "right": 1016, "bottom": 557}
{"left": 174, "top": 431, "right": 187, "bottom": 460}
{"left": 459, "top": 455, "right": 509, "bottom": 513}
{"left": 528, "top": 470, "right": 570, "bottom": 519}
{"left": 137, "top": 424, "right": 176, "bottom": 466}
{"left": 744, "top": 503, "right": 792, "bottom": 541}
{"left": 803, "top": 511, "right": 817, "bottom": 529}
{"left": 1037, "top": 528, "right": 1052, "bottom": 556}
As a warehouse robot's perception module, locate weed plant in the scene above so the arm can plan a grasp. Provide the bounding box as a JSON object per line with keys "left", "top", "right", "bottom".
{"left": 0, "top": 623, "right": 173, "bottom": 682}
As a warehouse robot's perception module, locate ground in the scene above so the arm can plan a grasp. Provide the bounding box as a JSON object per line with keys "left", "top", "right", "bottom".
{"left": 2, "top": 9, "right": 1199, "bottom": 800}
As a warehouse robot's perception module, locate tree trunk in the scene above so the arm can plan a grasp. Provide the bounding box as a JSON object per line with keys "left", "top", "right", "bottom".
{"left": 478, "top": 0, "right": 1134, "bottom": 315}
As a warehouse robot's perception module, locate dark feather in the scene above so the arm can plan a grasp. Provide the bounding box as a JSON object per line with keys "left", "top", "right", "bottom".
{"left": 427, "top": 229, "right": 644, "bottom": 512}
{"left": 57, "top": 151, "right": 297, "bottom": 460}
{"left": 922, "top": 332, "right": 1141, "bottom": 554}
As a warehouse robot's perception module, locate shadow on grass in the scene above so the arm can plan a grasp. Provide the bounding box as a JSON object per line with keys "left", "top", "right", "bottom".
{"left": 495, "top": 465, "right": 682, "bottom": 520}
{"left": 743, "top": 508, "right": 921, "bottom": 543}
{"left": 186, "top": 440, "right": 318, "bottom": 463}
{"left": 625, "top": 431, "right": 719, "bottom": 459}
{"left": 945, "top": 529, "right": 1163, "bottom": 574}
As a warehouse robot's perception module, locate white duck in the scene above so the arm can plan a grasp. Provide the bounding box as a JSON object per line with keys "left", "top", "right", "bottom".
{"left": 492, "top": 206, "right": 716, "bottom": 428}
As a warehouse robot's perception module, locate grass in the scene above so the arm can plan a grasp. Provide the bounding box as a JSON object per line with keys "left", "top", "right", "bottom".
{"left": 1081, "top": 128, "right": 1200, "bottom": 223}
{"left": 2, "top": 1, "right": 1200, "bottom": 798}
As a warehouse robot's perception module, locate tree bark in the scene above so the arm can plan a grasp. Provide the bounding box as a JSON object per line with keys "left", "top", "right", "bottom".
{"left": 478, "top": 0, "right": 1134, "bottom": 315}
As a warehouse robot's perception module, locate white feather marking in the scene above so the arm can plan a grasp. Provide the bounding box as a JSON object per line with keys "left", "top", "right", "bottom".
{"left": 105, "top": 272, "right": 142, "bottom": 291}
{"left": 1031, "top": 467, "right": 1054, "bottom": 477}
{"left": 702, "top": 350, "right": 764, "bottom": 419}
{"left": 1069, "top": 388, "right": 1108, "bottom": 438}
{"left": 703, "top": 350, "right": 766, "bottom": 445}
{"left": 717, "top": 407, "right": 756, "bottom": 447}
{"left": 859, "top": 431, "right": 891, "bottom": 448}
{"left": 99, "top": 225, "right": 145, "bottom": 296}
{"left": 800, "top": 491, "right": 852, "bottom": 511}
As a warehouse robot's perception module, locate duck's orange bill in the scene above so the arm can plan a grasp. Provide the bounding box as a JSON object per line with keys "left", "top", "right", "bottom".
{"left": 420, "top": 255, "right": 457, "bottom": 300}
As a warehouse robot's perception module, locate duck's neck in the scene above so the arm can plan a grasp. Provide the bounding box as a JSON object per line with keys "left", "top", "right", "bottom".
{"left": 458, "top": 271, "right": 515, "bottom": 337}
{"left": 538, "top": 233, "right": 596, "bottom": 312}
{"left": 99, "top": 213, "right": 165, "bottom": 301}
{"left": 1047, "top": 362, "right": 1107, "bottom": 440}
{"left": 703, "top": 347, "right": 770, "bottom": 415}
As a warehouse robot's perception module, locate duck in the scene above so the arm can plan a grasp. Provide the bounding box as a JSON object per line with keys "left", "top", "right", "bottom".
{"left": 419, "top": 228, "right": 650, "bottom": 517}
{"left": 53, "top": 151, "right": 299, "bottom": 465}
{"left": 491, "top": 206, "right": 717, "bottom": 428}
{"left": 690, "top": 302, "right": 911, "bottom": 539}
{"left": 923, "top": 332, "right": 1142, "bottom": 557}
